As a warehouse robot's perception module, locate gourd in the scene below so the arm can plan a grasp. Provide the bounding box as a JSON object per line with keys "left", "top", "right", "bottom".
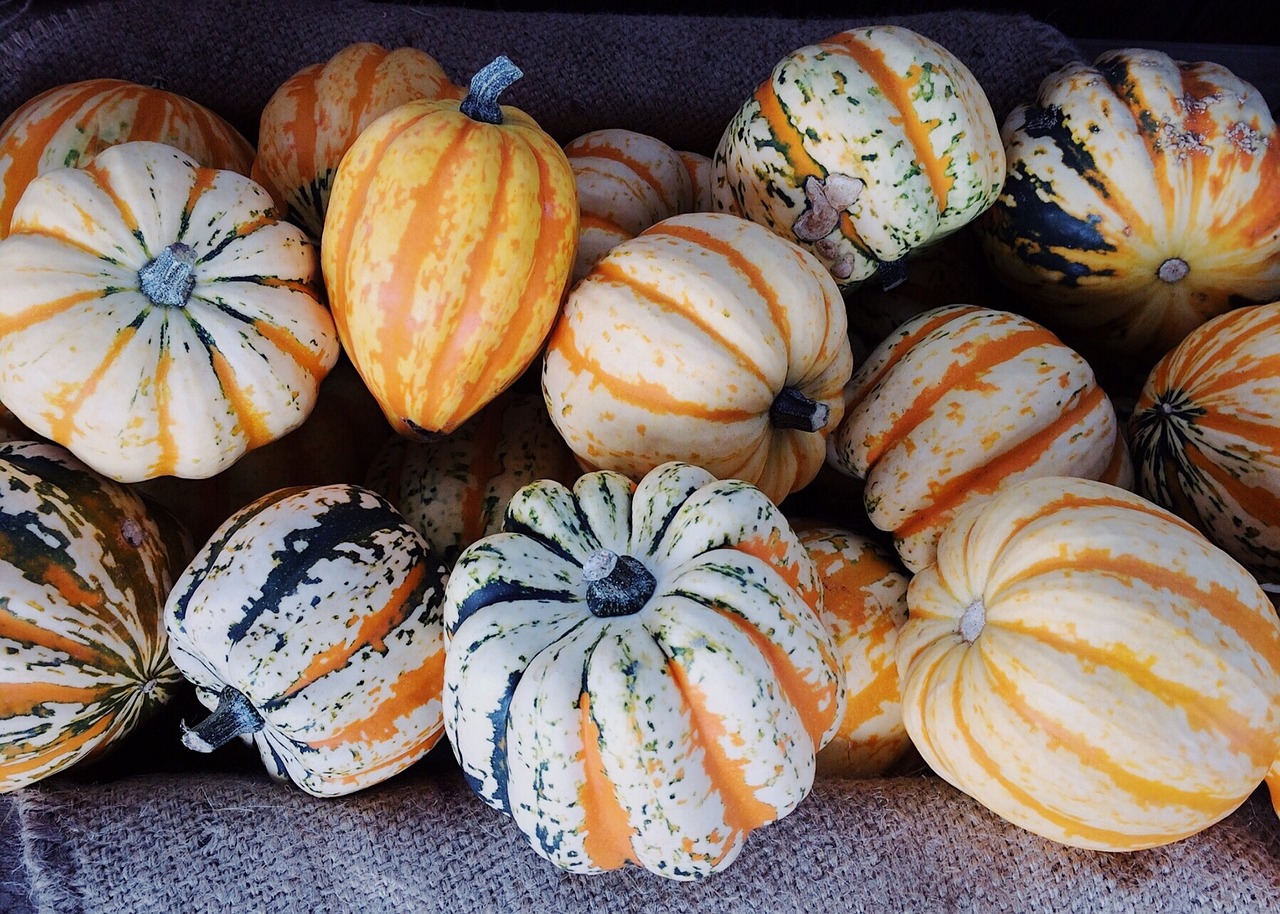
{"left": 253, "top": 41, "right": 461, "bottom": 239}
{"left": 0, "top": 441, "right": 184, "bottom": 793}
{"left": 322, "top": 56, "right": 578, "bottom": 439}
{"left": 0, "top": 77, "right": 255, "bottom": 238}
{"left": 542, "top": 210, "right": 854, "bottom": 506}
{"left": 443, "top": 462, "right": 844, "bottom": 879}
{"left": 978, "top": 48, "right": 1280, "bottom": 368}
{"left": 898, "top": 475, "right": 1280, "bottom": 850}
{"left": 1129, "top": 301, "right": 1280, "bottom": 582}
{"left": 678, "top": 150, "right": 715, "bottom": 213}
{"left": 0, "top": 140, "right": 339, "bottom": 483}
{"left": 827, "top": 304, "right": 1132, "bottom": 573}
{"left": 713, "top": 24, "right": 1005, "bottom": 290}
{"left": 163, "top": 483, "right": 448, "bottom": 797}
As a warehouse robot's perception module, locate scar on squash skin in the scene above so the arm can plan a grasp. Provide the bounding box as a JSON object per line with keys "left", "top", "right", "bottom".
{"left": 793, "top": 173, "right": 863, "bottom": 242}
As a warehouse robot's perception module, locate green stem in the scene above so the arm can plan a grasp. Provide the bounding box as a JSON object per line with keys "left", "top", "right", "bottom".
{"left": 582, "top": 549, "right": 656, "bottom": 618}
{"left": 459, "top": 55, "right": 523, "bottom": 125}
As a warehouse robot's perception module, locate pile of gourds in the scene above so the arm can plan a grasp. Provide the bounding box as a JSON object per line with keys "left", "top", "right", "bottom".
{"left": 1, "top": 24, "right": 1278, "bottom": 883}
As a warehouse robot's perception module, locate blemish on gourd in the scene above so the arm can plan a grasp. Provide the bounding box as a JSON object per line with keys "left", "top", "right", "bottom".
{"left": 958, "top": 597, "right": 985, "bottom": 643}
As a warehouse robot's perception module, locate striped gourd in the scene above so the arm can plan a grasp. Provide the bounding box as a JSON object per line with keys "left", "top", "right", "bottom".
{"left": 979, "top": 49, "right": 1280, "bottom": 367}
{"left": 253, "top": 42, "right": 461, "bottom": 239}
{"left": 367, "top": 390, "right": 579, "bottom": 566}
{"left": 678, "top": 150, "right": 715, "bottom": 213}
{"left": 542, "top": 210, "right": 854, "bottom": 505}
{"left": 163, "top": 483, "right": 448, "bottom": 797}
{"left": 443, "top": 462, "right": 844, "bottom": 880}
{"left": 898, "top": 475, "right": 1280, "bottom": 850}
{"left": 828, "top": 304, "right": 1133, "bottom": 573}
{"left": 1129, "top": 302, "right": 1280, "bottom": 582}
{"left": 0, "top": 140, "right": 339, "bottom": 484}
{"left": 712, "top": 25, "right": 1004, "bottom": 290}
{"left": 1, "top": 441, "right": 184, "bottom": 793}
{"left": 565, "top": 128, "right": 693, "bottom": 282}
{"left": 795, "top": 523, "right": 912, "bottom": 778}
{"left": 322, "top": 56, "right": 578, "bottom": 439}
{"left": 0, "top": 77, "right": 254, "bottom": 238}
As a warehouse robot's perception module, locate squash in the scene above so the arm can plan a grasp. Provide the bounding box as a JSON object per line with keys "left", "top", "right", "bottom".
{"left": 163, "top": 483, "right": 448, "bottom": 797}
{"left": 678, "top": 150, "right": 715, "bottom": 213}
{"left": 827, "top": 304, "right": 1132, "bottom": 573}
{"left": 542, "top": 210, "right": 854, "bottom": 506}
{"left": 978, "top": 48, "right": 1280, "bottom": 369}
{"left": 322, "top": 56, "right": 578, "bottom": 439}
{"left": 1129, "top": 302, "right": 1280, "bottom": 583}
{"left": 0, "top": 441, "right": 184, "bottom": 793}
{"left": 0, "top": 140, "right": 338, "bottom": 484}
{"left": 713, "top": 24, "right": 1005, "bottom": 290}
{"left": 367, "top": 389, "right": 579, "bottom": 566}
{"left": 0, "top": 77, "right": 254, "bottom": 238}
{"left": 253, "top": 41, "right": 461, "bottom": 239}
{"left": 443, "top": 461, "right": 844, "bottom": 879}
{"left": 565, "top": 128, "right": 693, "bottom": 282}
{"left": 1268, "top": 757, "right": 1280, "bottom": 821}
{"left": 897, "top": 475, "right": 1280, "bottom": 850}
{"left": 794, "top": 522, "right": 911, "bottom": 778}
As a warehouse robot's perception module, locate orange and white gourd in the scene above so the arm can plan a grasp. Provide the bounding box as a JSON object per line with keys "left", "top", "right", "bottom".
{"left": 678, "top": 150, "right": 715, "bottom": 213}
{"left": 253, "top": 41, "right": 461, "bottom": 239}
{"left": 898, "top": 475, "right": 1280, "bottom": 850}
{"left": 713, "top": 25, "right": 1004, "bottom": 290}
{"left": 827, "top": 304, "right": 1132, "bottom": 573}
{"left": 542, "top": 210, "right": 854, "bottom": 505}
{"left": 0, "top": 141, "right": 338, "bottom": 483}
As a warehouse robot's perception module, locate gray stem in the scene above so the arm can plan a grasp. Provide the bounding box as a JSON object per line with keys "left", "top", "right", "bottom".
{"left": 181, "top": 685, "right": 264, "bottom": 752}
{"left": 459, "top": 55, "right": 523, "bottom": 125}
{"left": 138, "top": 242, "right": 197, "bottom": 307}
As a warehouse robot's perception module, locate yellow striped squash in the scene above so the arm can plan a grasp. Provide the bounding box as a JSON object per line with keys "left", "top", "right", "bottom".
{"left": 443, "top": 462, "right": 844, "bottom": 879}
{"left": 828, "top": 304, "right": 1133, "bottom": 573}
{"left": 565, "top": 128, "right": 693, "bottom": 282}
{"left": 321, "top": 56, "right": 578, "bottom": 440}
{"left": 542, "top": 210, "right": 854, "bottom": 506}
{"left": 0, "top": 77, "right": 254, "bottom": 239}
{"left": 1130, "top": 302, "right": 1280, "bottom": 583}
{"left": 163, "top": 483, "right": 448, "bottom": 797}
{"left": 712, "top": 25, "right": 1004, "bottom": 290}
{"left": 0, "top": 140, "right": 339, "bottom": 484}
{"left": 898, "top": 475, "right": 1280, "bottom": 850}
{"left": 1, "top": 441, "right": 184, "bottom": 793}
{"left": 979, "top": 49, "right": 1280, "bottom": 368}
{"left": 253, "top": 41, "right": 461, "bottom": 239}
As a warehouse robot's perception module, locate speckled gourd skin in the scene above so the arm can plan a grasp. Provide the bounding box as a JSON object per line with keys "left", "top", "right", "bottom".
{"left": 442, "top": 462, "right": 845, "bottom": 880}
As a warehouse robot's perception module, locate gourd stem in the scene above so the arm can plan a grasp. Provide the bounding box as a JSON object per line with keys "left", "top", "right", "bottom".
{"left": 878, "top": 256, "right": 908, "bottom": 291}
{"left": 959, "top": 598, "right": 986, "bottom": 644}
{"left": 583, "top": 549, "right": 656, "bottom": 617}
{"left": 1158, "top": 257, "right": 1189, "bottom": 283}
{"left": 770, "top": 387, "right": 830, "bottom": 432}
{"left": 459, "top": 55, "right": 523, "bottom": 125}
{"left": 181, "top": 685, "right": 264, "bottom": 753}
{"left": 138, "top": 242, "right": 197, "bottom": 307}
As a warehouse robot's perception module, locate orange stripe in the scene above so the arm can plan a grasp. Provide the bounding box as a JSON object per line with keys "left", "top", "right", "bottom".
{"left": 0, "top": 287, "right": 106, "bottom": 337}
{"left": 307, "top": 647, "right": 445, "bottom": 751}
{"left": 567, "top": 140, "right": 670, "bottom": 210}
{"left": 577, "top": 691, "right": 636, "bottom": 870}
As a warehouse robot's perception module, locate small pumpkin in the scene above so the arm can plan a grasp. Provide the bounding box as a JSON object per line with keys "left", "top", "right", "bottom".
{"left": 827, "top": 304, "right": 1132, "bottom": 573}
{"left": 443, "top": 462, "right": 844, "bottom": 879}
{"left": 0, "top": 77, "right": 254, "bottom": 238}
{"left": 0, "top": 140, "right": 339, "bottom": 483}
{"left": 542, "top": 210, "right": 854, "bottom": 505}
{"left": 253, "top": 41, "right": 462, "bottom": 239}
{"left": 163, "top": 483, "right": 448, "bottom": 797}
{"left": 898, "top": 475, "right": 1280, "bottom": 850}
{"left": 978, "top": 48, "right": 1280, "bottom": 368}
{"left": 322, "top": 56, "right": 578, "bottom": 439}
{"left": 713, "top": 24, "right": 1005, "bottom": 290}
{"left": 0, "top": 441, "right": 184, "bottom": 793}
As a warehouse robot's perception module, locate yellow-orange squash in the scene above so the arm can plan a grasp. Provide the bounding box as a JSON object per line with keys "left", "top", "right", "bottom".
{"left": 322, "top": 56, "right": 578, "bottom": 440}
{"left": 898, "top": 475, "right": 1280, "bottom": 850}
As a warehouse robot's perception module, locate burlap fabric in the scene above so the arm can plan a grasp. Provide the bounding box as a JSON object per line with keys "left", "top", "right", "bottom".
{"left": 5, "top": 2, "right": 1277, "bottom": 912}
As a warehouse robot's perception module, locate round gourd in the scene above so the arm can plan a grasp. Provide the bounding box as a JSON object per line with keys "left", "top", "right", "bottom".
{"left": 253, "top": 41, "right": 461, "bottom": 239}
{"left": 1, "top": 441, "right": 184, "bottom": 793}
{"left": 978, "top": 49, "right": 1280, "bottom": 367}
{"left": 0, "top": 77, "right": 255, "bottom": 238}
{"left": 0, "top": 140, "right": 339, "bottom": 483}
{"left": 164, "top": 483, "right": 448, "bottom": 797}
{"left": 713, "top": 24, "right": 1005, "bottom": 289}
{"left": 443, "top": 462, "right": 844, "bottom": 880}
{"left": 1129, "top": 302, "right": 1280, "bottom": 582}
{"left": 827, "top": 304, "right": 1133, "bottom": 573}
{"left": 898, "top": 475, "right": 1280, "bottom": 851}
{"left": 542, "top": 210, "right": 854, "bottom": 505}
{"left": 678, "top": 150, "right": 715, "bottom": 213}
{"left": 322, "top": 56, "right": 578, "bottom": 439}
